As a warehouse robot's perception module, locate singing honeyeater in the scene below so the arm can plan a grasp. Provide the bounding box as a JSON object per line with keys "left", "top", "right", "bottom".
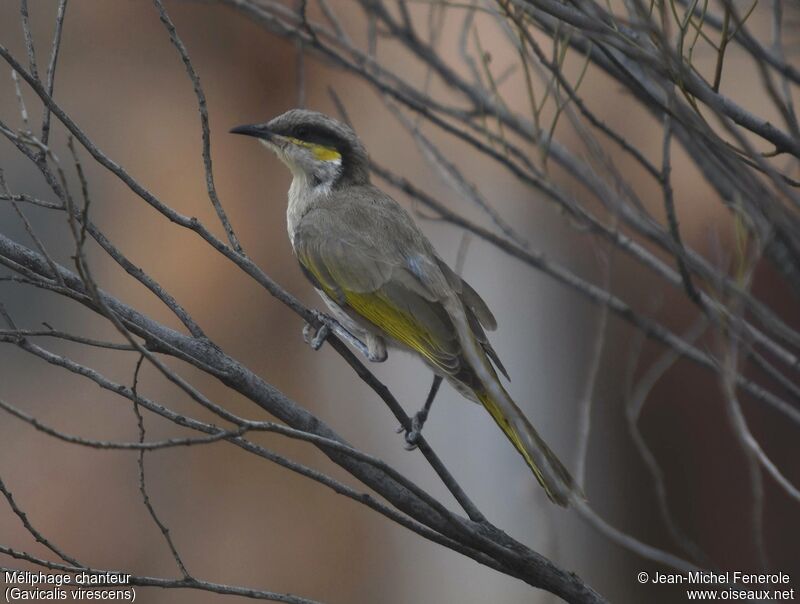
{"left": 231, "top": 109, "right": 578, "bottom": 506}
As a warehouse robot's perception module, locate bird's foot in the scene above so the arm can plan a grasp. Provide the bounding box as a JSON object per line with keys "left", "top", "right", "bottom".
{"left": 302, "top": 314, "right": 330, "bottom": 351}
{"left": 302, "top": 310, "right": 378, "bottom": 360}
{"left": 397, "top": 410, "right": 428, "bottom": 451}
{"left": 396, "top": 375, "right": 442, "bottom": 451}
{"left": 365, "top": 333, "right": 387, "bottom": 363}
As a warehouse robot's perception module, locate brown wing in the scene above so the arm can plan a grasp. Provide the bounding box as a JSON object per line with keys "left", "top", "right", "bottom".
{"left": 293, "top": 190, "right": 508, "bottom": 380}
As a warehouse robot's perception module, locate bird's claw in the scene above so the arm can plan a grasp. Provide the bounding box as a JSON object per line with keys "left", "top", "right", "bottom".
{"left": 302, "top": 321, "right": 330, "bottom": 351}
{"left": 397, "top": 412, "right": 426, "bottom": 451}
{"left": 367, "top": 348, "right": 388, "bottom": 363}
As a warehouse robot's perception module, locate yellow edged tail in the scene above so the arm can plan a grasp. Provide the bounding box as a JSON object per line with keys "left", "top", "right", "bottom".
{"left": 477, "top": 388, "right": 581, "bottom": 507}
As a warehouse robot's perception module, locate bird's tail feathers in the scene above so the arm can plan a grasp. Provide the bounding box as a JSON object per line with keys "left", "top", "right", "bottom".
{"left": 444, "top": 296, "right": 581, "bottom": 506}
{"left": 476, "top": 387, "right": 582, "bottom": 507}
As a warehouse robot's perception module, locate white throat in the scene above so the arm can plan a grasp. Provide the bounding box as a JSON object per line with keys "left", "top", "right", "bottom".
{"left": 286, "top": 172, "right": 336, "bottom": 247}
{"left": 265, "top": 140, "right": 343, "bottom": 247}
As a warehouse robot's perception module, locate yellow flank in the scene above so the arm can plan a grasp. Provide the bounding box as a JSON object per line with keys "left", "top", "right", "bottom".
{"left": 344, "top": 290, "right": 444, "bottom": 365}
{"left": 298, "top": 257, "right": 440, "bottom": 361}
{"left": 287, "top": 137, "right": 342, "bottom": 162}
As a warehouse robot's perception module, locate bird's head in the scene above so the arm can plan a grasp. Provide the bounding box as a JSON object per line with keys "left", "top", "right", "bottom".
{"left": 231, "top": 109, "right": 369, "bottom": 188}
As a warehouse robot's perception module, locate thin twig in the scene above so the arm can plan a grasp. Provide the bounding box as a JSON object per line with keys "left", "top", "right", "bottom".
{"left": 0, "top": 476, "right": 84, "bottom": 568}
{"left": 626, "top": 317, "right": 710, "bottom": 563}
{"left": 661, "top": 109, "right": 704, "bottom": 307}
{"left": 0, "top": 170, "right": 66, "bottom": 288}
{"left": 573, "top": 247, "right": 612, "bottom": 489}
{"left": 0, "top": 552, "right": 320, "bottom": 604}
{"left": 41, "top": 0, "right": 68, "bottom": 146}
{"left": 131, "top": 355, "right": 192, "bottom": 579}
{"left": 19, "top": 0, "right": 40, "bottom": 82}
{"left": 0, "top": 328, "right": 134, "bottom": 350}
{"left": 152, "top": 0, "right": 244, "bottom": 254}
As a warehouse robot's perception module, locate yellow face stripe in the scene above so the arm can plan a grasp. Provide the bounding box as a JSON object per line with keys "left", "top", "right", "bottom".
{"left": 286, "top": 137, "right": 342, "bottom": 162}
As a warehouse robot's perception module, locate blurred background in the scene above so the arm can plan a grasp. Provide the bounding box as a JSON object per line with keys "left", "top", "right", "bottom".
{"left": 0, "top": 1, "right": 798, "bottom": 603}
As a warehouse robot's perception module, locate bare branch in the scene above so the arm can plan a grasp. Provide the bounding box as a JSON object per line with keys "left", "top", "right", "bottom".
{"left": 152, "top": 0, "right": 244, "bottom": 253}
{"left": 131, "top": 355, "right": 192, "bottom": 579}
{"left": 40, "top": 0, "right": 68, "bottom": 146}
{"left": 0, "top": 554, "right": 320, "bottom": 604}
{"left": 0, "top": 476, "right": 83, "bottom": 568}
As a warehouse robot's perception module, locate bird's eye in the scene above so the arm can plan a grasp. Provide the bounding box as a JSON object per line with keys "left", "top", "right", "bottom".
{"left": 295, "top": 127, "right": 309, "bottom": 139}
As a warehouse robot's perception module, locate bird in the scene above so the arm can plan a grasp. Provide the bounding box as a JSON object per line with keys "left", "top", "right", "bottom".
{"left": 231, "top": 109, "right": 579, "bottom": 506}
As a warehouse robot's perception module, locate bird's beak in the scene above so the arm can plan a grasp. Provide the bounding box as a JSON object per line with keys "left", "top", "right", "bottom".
{"left": 229, "top": 123, "right": 273, "bottom": 140}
